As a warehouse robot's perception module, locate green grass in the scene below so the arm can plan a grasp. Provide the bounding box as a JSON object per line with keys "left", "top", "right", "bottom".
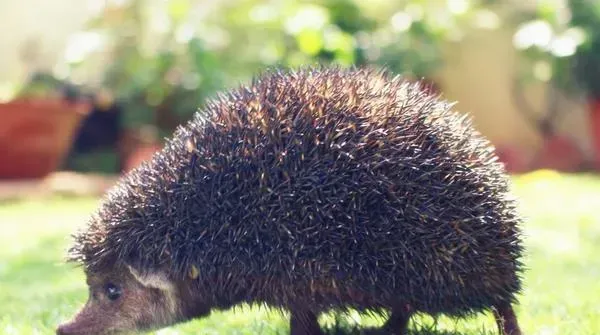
{"left": 1, "top": 170, "right": 599, "bottom": 334}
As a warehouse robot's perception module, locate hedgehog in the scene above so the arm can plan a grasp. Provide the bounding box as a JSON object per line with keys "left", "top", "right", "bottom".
{"left": 56, "top": 67, "right": 524, "bottom": 335}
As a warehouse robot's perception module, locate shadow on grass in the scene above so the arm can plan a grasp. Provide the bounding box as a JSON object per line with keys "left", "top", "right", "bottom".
{"left": 324, "top": 328, "right": 464, "bottom": 335}
{"left": 320, "top": 315, "right": 496, "bottom": 335}
{"left": 325, "top": 328, "right": 474, "bottom": 335}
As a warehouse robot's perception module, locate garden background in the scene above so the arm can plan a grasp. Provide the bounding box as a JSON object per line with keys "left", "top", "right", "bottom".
{"left": 1, "top": 1, "right": 599, "bottom": 334}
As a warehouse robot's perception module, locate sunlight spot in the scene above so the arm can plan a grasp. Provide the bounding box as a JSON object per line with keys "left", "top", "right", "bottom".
{"left": 536, "top": 325, "right": 559, "bottom": 335}
{"left": 447, "top": 0, "right": 469, "bottom": 15}
{"left": 249, "top": 4, "right": 278, "bottom": 23}
{"left": 0, "top": 82, "right": 17, "bottom": 103}
{"left": 175, "top": 24, "right": 195, "bottom": 44}
{"left": 549, "top": 27, "right": 586, "bottom": 57}
{"left": 284, "top": 5, "right": 329, "bottom": 35}
{"left": 513, "top": 20, "right": 553, "bottom": 50}
{"left": 64, "top": 32, "right": 105, "bottom": 64}
{"left": 86, "top": 0, "right": 106, "bottom": 15}
{"left": 391, "top": 11, "right": 413, "bottom": 32}
{"left": 473, "top": 9, "right": 501, "bottom": 30}
{"left": 405, "top": 4, "right": 424, "bottom": 21}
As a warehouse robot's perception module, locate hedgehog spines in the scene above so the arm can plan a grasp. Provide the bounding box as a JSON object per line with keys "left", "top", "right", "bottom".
{"left": 68, "top": 66, "right": 524, "bottom": 318}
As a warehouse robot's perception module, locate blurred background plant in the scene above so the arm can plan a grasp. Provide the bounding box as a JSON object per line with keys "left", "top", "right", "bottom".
{"left": 509, "top": 0, "right": 600, "bottom": 170}
{"left": 3, "top": 0, "right": 600, "bottom": 177}
{"left": 3, "top": 2, "right": 600, "bottom": 334}
{"left": 512, "top": 0, "right": 600, "bottom": 97}
{"left": 33, "top": 0, "right": 497, "bottom": 174}
{"left": 65, "top": 1, "right": 491, "bottom": 135}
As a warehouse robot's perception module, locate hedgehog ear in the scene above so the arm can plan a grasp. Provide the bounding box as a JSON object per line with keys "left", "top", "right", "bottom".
{"left": 126, "top": 264, "right": 174, "bottom": 291}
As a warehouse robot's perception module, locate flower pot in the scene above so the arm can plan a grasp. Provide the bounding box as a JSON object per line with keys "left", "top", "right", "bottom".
{"left": 118, "top": 126, "right": 162, "bottom": 173}
{"left": 0, "top": 98, "right": 90, "bottom": 179}
{"left": 495, "top": 145, "right": 530, "bottom": 174}
{"left": 531, "top": 135, "right": 584, "bottom": 172}
{"left": 590, "top": 99, "right": 600, "bottom": 170}
{"left": 123, "top": 144, "right": 162, "bottom": 172}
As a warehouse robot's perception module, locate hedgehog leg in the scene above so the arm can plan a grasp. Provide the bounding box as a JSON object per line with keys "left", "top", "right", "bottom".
{"left": 289, "top": 309, "right": 324, "bottom": 335}
{"left": 492, "top": 303, "right": 521, "bottom": 335}
{"left": 379, "top": 307, "right": 412, "bottom": 335}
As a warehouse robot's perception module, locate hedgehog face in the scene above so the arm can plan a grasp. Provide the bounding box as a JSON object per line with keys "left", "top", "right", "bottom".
{"left": 56, "top": 265, "right": 186, "bottom": 335}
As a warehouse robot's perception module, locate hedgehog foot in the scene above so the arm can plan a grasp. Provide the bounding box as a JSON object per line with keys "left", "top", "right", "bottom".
{"left": 379, "top": 306, "right": 411, "bottom": 335}
{"left": 362, "top": 306, "right": 411, "bottom": 335}
{"left": 290, "top": 309, "right": 324, "bottom": 335}
{"left": 492, "top": 303, "right": 521, "bottom": 335}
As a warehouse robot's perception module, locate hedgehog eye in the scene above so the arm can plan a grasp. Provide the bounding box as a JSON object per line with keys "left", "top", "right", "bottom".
{"left": 104, "top": 283, "right": 122, "bottom": 301}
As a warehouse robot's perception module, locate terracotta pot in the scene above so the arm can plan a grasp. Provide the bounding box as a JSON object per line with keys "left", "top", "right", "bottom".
{"left": 123, "top": 144, "right": 162, "bottom": 173}
{"left": 495, "top": 145, "right": 530, "bottom": 174}
{"left": 118, "top": 127, "right": 163, "bottom": 173}
{"left": 531, "top": 135, "right": 584, "bottom": 172}
{"left": 590, "top": 99, "right": 600, "bottom": 170}
{"left": 0, "top": 98, "right": 90, "bottom": 179}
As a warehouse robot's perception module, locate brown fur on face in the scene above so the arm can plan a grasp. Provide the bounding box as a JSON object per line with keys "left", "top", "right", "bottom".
{"left": 56, "top": 265, "right": 205, "bottom": 335}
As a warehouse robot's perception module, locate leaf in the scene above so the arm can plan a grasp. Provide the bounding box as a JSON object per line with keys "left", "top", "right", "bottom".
{"left": 297, "top": 30, "right": 324, "bottom": 56}
{"left": 536, "top": 0, "right": 560, "bottom": 24}
{"left": 168, "top": 0, "right": 190, "bottom": 22}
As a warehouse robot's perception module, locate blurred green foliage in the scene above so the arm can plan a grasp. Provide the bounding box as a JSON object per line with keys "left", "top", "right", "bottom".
{"left": 568, "top": 0, "right": 600, "bottom": 98}
{"left": 511, "top": 0, "right": 600, "bottom": 99}
{"left": 64, "top": 0, "right": 495, "bottom": 135}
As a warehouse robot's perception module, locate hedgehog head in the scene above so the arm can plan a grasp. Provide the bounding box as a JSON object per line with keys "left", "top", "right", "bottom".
{"left": 56, "top": 258, "right": 212, "bottom": 335}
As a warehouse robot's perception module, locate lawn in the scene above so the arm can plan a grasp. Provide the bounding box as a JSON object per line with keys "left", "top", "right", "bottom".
{"left": 1, "top": 170, "right": 599, "bottom": 335}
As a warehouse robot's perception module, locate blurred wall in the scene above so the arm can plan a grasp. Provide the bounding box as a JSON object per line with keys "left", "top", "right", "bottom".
{"left": 0, "top": 0, "right": 90, "bottom": 84}
{"left": 0, "top": 1, "right": 594, "bottom": 163}
{"left": 436, "top": 13, "right": 593, "bottom": 163}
